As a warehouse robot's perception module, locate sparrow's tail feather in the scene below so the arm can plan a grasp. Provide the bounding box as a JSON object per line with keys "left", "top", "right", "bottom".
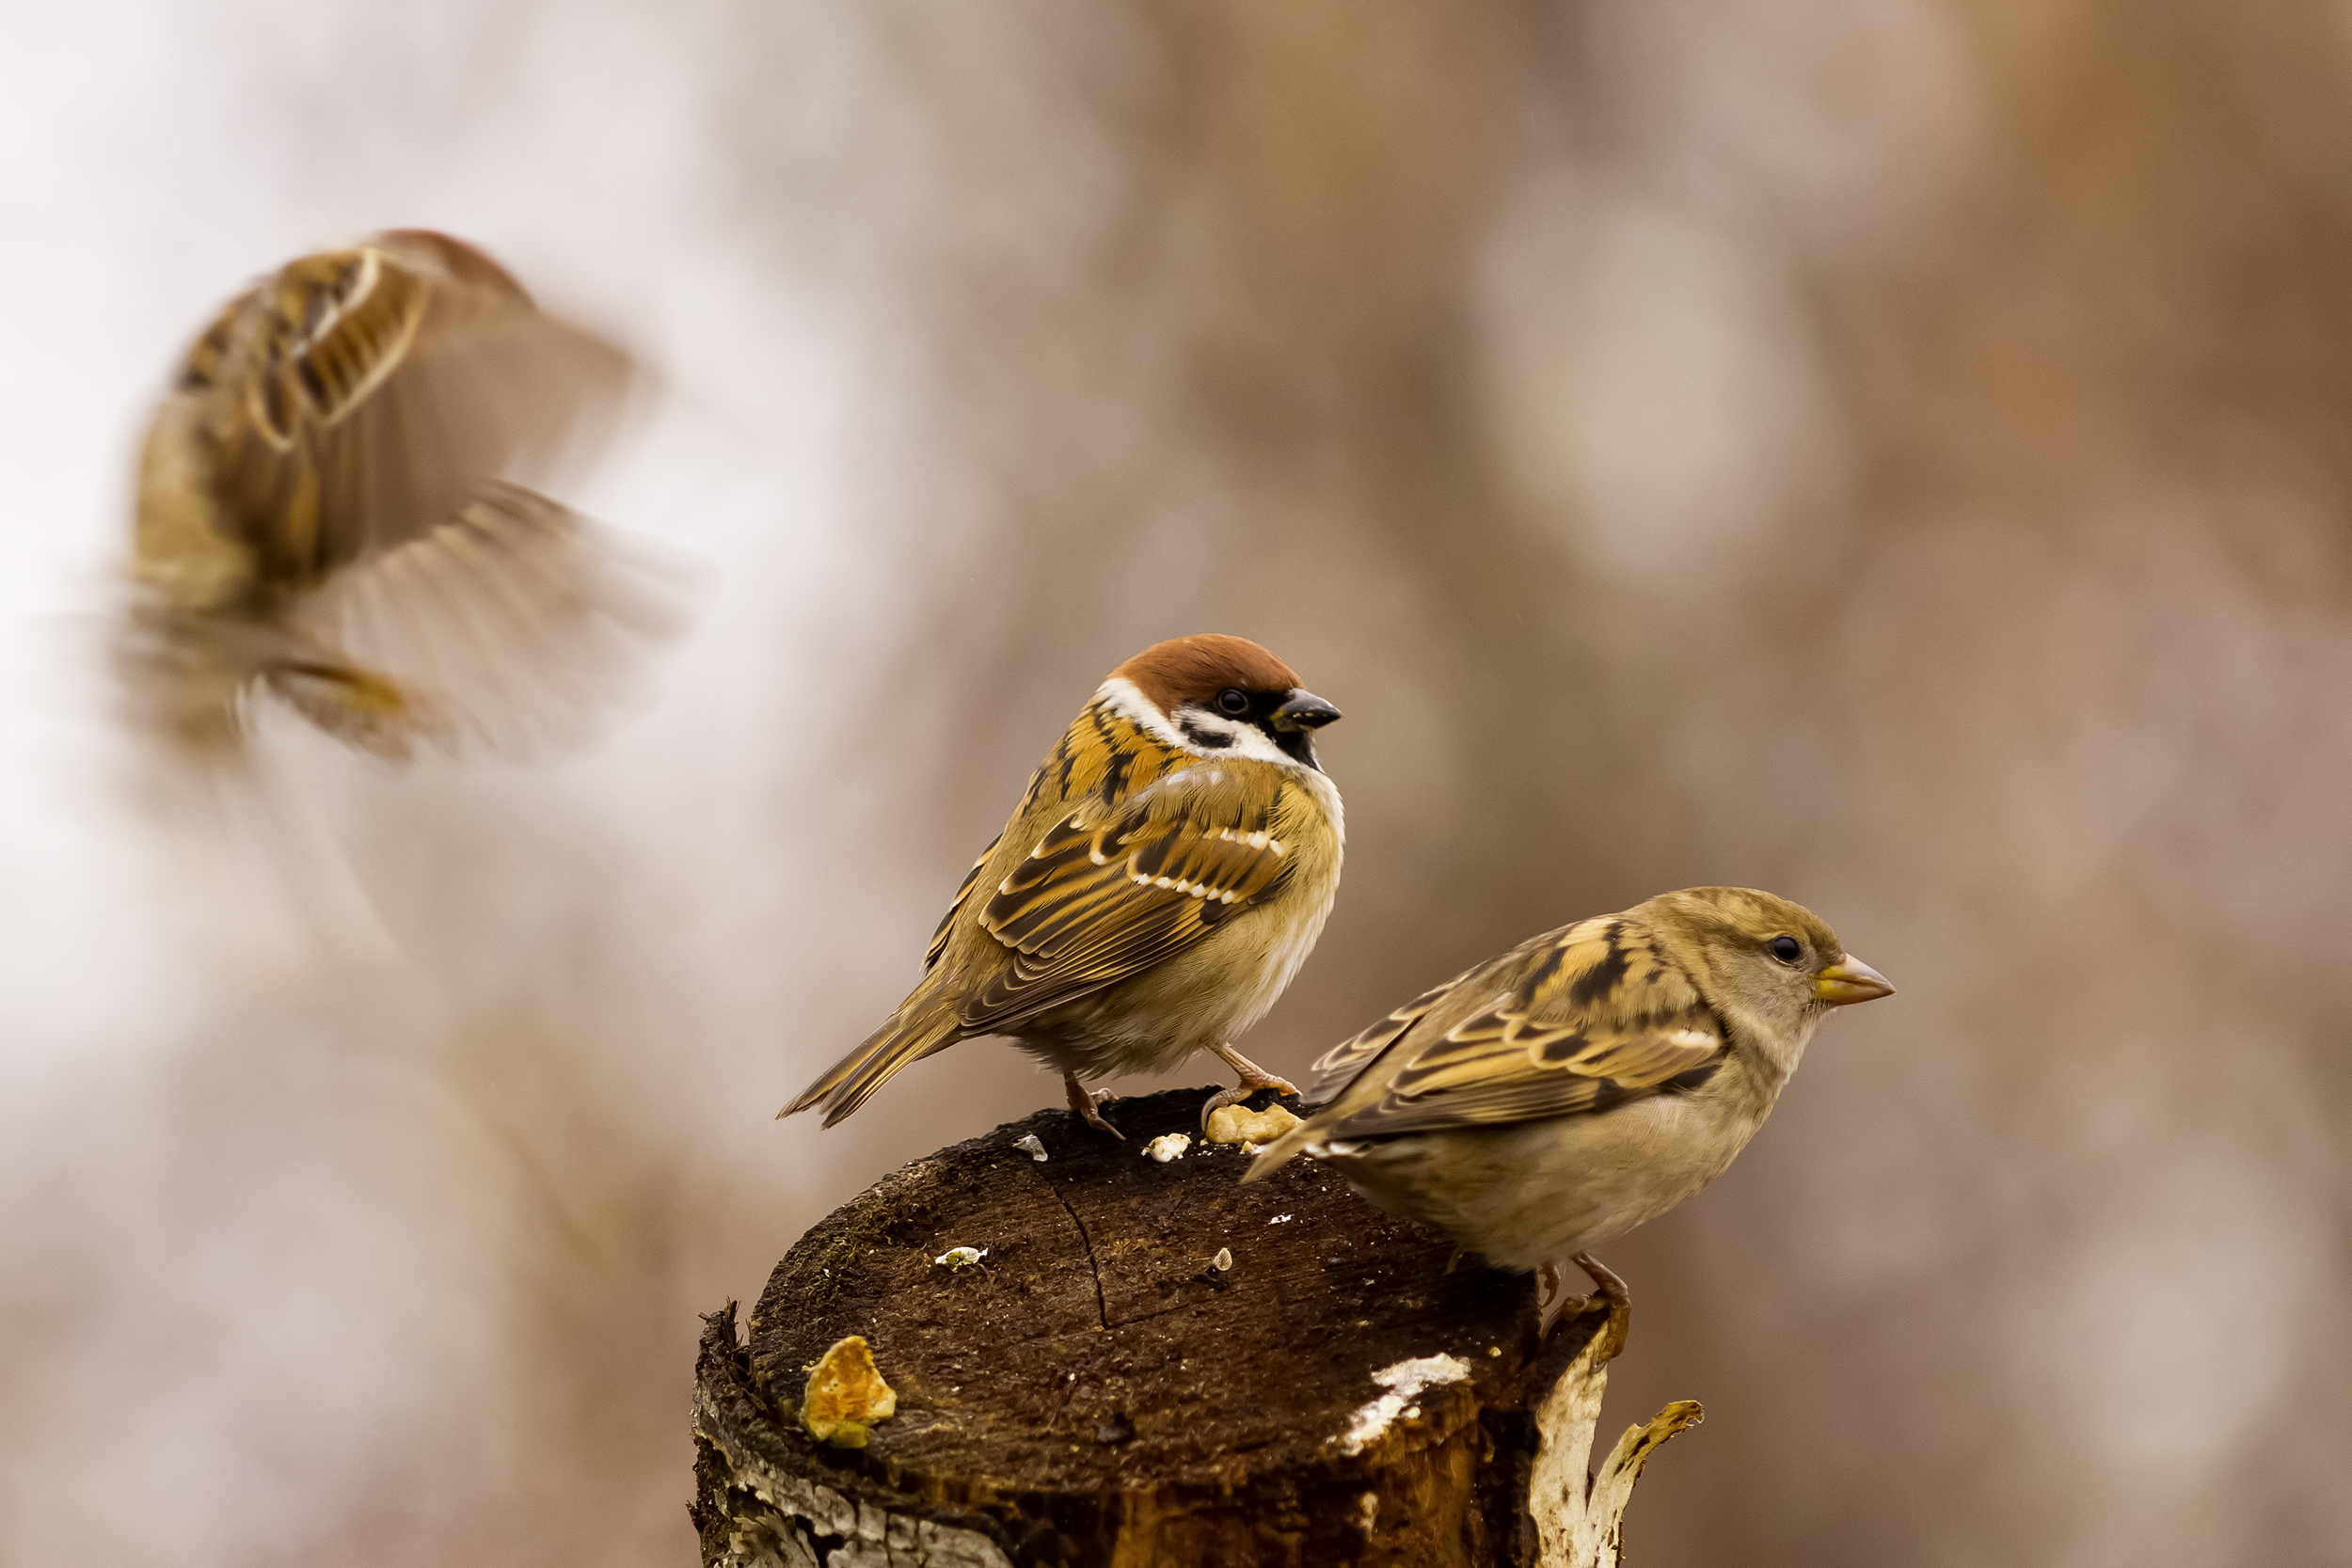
{"left": 230, "top": 746, "right": 407, "bottom": 967}
{"left": 782, "top": 999, "right": 965, "bottom": 1127}
{"left": 133, "top": 738, "right": 405, "bottom": 972}
{"left": 1237, "top": 1123, "right": 1317, "bottom": 1183}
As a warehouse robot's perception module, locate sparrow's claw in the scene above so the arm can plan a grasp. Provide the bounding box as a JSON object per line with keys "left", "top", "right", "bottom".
{"left": 1201, "top": 1043, "right": 1299, "bottom": 1128}
{"left": 1575, "top": 1251, "right": 1633, "bottom": 1360}
{"left": 1536, "top": 1252, "right": 1632, "bottom": 1359}
{"left": 1064, "top": 1075, "right": 1124, "bottom": 1139}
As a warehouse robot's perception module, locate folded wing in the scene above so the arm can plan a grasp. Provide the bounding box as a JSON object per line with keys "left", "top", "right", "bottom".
{"left": 963, "top": 774, "right": 1295, "bottom": 1031}
{"left": 1304, "top": 916, "right": 1725, "bottom": 1139}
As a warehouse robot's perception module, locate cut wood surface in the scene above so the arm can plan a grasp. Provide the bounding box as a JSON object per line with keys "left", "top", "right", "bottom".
{"left": 693, "top": 1087, "right": 1693, "bottom": 1567}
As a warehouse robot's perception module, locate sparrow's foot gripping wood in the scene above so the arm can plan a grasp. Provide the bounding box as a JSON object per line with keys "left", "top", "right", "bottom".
{"left": 1200, "top": 1042, "right": 1301, "bottom": 1127}
{"left": 1536, "top": 1251, "right": 1632, "bottom": 1357}
{"left": 1063, "top": 1073, "right": 1124, "bottom": 1138}
{"left": 692, "top": 1089, "right": 1699, "bottom": 1568}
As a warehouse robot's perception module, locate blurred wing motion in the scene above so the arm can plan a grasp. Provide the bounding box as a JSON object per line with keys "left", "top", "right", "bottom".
{"left": 124, "top": 229, "right": 691, "bottom": 762}
{"left": 1254, "top": 917, "right": 1724, "bottom": 1172}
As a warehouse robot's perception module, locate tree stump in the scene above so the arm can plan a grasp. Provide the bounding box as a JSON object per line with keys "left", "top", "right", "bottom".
{"left": 693, "top": 1088, "right": 1696, "bottom": 1567}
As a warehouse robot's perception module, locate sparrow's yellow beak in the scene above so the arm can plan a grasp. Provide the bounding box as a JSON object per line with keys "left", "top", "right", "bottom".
{"left": 1270, "top": 690, "right": 1342, "bottom": 731}
{"left": 1815, "top": 955, "right": 1894, "bottom": 1006}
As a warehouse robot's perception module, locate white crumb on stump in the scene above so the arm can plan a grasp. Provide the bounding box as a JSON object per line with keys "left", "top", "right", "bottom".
{"left": 1212, "top": 1247, "right": 1232, "bottom": 1271}
{"left": 934, "top": 1246, "right": 987, "bottom": 1269}
{"left": 1203, "top": 1101, "right": 1302, "bottom": 1146}
{"left": 1141, "top": 1132, "right": 1191, "bottom": 1163}
{"left": 1332, "top": 1354, "right": 1472, "bottom": 1456}
{"left": 1013, "top": 1133, "right": 1048, "bottom": 1162}
{"left": 799, "top": 1335, "right": 898, "bottom": 1449}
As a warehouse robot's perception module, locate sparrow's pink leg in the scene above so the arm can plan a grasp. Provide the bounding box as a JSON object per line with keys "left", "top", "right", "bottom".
{"left": 1200, "top": 1043, "right": 1301, "bottom": 1125}
{"left": 1063, "top": 1073, "right": 1123, "bottom": 1139}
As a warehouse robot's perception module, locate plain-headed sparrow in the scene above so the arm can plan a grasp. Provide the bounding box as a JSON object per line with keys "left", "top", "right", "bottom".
{"left": 1247, "top": 887, "right": 1892, "bottom": 1313}
{"left": 784, "top": 634, "right": 1344, "bottom": 1136}
{"left": 123, "top": 230, "right": 684, "bottom": 764}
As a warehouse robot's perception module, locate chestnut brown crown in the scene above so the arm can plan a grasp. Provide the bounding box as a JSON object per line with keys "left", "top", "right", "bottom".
{"left": 1112, "top": 634, "right": 1302, "bottom": 715}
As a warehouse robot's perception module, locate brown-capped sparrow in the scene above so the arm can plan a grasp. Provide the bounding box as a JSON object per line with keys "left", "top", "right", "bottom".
{"left": 1247, "top": 887, "right": 1891, "bottom": 1314}
{"left": 123, "top": 230, "right": 685, "bottom": 763}
{"left": 784, "top": 634, "right": 1344, "bottom": 1136}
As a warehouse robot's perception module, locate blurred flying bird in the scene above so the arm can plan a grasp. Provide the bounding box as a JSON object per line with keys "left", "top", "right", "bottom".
{"left": 118, "top": 230, "right": 691, "bottom": 962}
{"left": 783, "top": 634, "right": 1344, "bottom": 1135}
{"left": 1247, "top": 887, "right": 1892, "bottom": 1325}
{"left": 122, "top": 229, "right": 686, "bottom": 764}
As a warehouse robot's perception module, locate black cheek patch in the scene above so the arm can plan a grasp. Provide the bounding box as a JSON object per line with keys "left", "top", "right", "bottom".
{"left": 1179, "top": 718, "right": 1234, "bottom": 750}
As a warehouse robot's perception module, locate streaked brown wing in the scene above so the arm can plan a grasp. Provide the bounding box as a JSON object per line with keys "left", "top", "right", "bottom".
{"left": 1315, "top": 917, "right": 1725, "bottom": 1138}
{"left": 1303, "top": 973, "right": 1465, "bottom": 1106}
{"left": 926, "top": 832, "right": 1004, "bottom": 972}
{"left": 207, "top": 233, "right": 628, "bottom": 588}
{"left": 961, "top": 782, "right": 1292, "bottom": 1032}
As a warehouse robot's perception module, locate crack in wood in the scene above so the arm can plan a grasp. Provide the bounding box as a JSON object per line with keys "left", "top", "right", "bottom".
{"left": 1037, "top": 1165, "right": 1109, "bottom": 1332}
{"left": 1103, "top": 1301, "right": 1191, "bottom": 1331}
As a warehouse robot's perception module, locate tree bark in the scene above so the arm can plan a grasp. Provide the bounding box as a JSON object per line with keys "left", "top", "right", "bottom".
{"left": 693, "top": 1088, "right": 1694, "bottom": 1567}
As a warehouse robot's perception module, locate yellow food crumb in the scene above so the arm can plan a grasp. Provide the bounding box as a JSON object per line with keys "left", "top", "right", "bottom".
{"left": 1204, "top": 1102, "right": 1303, "bottom": 1147}
{"left": 801, "top": 1335, "right": 898, "bottom": 1449}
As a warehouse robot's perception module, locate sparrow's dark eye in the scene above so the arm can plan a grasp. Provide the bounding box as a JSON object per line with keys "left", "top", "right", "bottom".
{"left": 1766, "top": 936, "right": 1804, "bottom": 965}
{"left": 1216, "top": 688, "right": 1250, "bottom": 716}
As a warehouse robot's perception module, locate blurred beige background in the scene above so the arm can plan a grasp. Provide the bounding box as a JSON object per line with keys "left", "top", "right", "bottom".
{"left": 5, "top": 2, "right": 2350, "bottom": 1564}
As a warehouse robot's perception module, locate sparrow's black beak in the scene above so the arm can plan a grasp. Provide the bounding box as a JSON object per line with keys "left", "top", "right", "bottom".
{"left": 1269, "top": 690, "right": 1342, "bottom": 732}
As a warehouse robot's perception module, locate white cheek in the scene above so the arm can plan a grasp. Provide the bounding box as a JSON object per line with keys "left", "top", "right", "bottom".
{"left": 1175, "top": 708, "right": 1290, "bottom": 766}
{"left": 1095, "top": 677, "right": 1189, "bottom": 749}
